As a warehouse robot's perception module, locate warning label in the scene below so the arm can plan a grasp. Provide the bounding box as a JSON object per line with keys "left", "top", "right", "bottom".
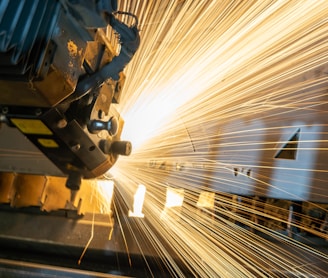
{"left": 37, "top": 138, "right": 59, "bottom": 148}
{"left": 11, "top": 118, "right": 53, "bottom": 135}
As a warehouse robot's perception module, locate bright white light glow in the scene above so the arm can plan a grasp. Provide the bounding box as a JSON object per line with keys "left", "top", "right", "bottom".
{"left": 95, "top": 179, "right": 114, "bottom": 214}
{"left": 128, "top": 184, "right": 146, "bottom": 218}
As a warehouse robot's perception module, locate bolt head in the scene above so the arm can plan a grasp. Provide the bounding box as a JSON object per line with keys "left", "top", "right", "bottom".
{"left": 57, "top": 119, "right": 68, "bottom": 128}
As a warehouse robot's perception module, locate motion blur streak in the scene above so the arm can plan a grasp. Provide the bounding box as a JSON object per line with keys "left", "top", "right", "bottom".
{"left": 109, "top": 1, "right": 328, "bottom": 276}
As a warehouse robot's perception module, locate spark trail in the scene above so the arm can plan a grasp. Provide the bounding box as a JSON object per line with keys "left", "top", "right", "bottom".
{"left": 110, "top": 1, "right": 328, "bottom": 276}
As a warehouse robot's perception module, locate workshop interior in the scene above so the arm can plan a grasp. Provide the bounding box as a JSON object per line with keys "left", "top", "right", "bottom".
{"left": 0, "top": 0, "right": 327, "bottom": 277}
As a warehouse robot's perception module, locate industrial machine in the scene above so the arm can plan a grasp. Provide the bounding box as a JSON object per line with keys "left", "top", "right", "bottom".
{"left": 0, "top": 0, "right": 139, "bottom": 196}
{"left": 0, "top": 1, "right": 327, "bottom": 277}
{"left": 0, "top": 1, "right": 159, "bottom": 276}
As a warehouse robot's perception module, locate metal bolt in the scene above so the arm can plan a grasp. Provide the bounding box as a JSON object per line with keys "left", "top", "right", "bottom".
{"left": 1, "top": 107, "right": 8, "bottom": 114}
{"left": 71, "top": 143, "right": 81, "bottom": 152}
{"left": 35, "top": 108, "right": 42, "bottom": 116}
{"left": 57, "top": 119, "right": 68, "bottom": 128}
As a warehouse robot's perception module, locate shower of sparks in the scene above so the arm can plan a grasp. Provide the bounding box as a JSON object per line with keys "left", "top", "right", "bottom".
{"left": 109, "top": 0, "right": 328, "bottom": 276}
